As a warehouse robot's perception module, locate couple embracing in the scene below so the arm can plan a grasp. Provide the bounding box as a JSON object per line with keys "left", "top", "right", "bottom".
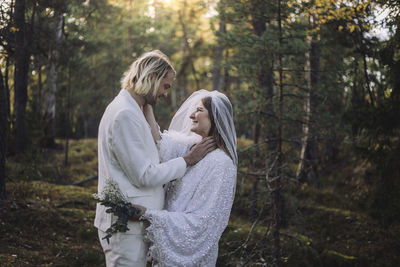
{"left": 94, "top": 50, "right": 237, "bottom": 267}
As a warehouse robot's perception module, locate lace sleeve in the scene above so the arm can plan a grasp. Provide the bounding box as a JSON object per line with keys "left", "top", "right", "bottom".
{"left": 156, "top": 131, "right": 194, "bottom": 162}
{"left": 142, "top": 157, "right": 237, "bottom": 266}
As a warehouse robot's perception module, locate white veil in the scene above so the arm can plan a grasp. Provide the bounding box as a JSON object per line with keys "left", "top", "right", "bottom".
{"left": 168, "top": 89, "right": 238, "bottom": 166}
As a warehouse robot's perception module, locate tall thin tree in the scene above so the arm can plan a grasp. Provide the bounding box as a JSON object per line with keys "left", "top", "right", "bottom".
{"left": 0, "top": 68, "right": 7, "bottom": 200}
{"left": 212, "top": 19, "right": 225, "bottom": 91}
{"left": 14, "top": 0, "right": 30, "bottom": 153}
{"left": 268, "top": 0, "right": 284, "bottom": 264}
{"left": 297, "top": 14, "right": 320, "bottom": 186}
{"left": 43, "top": 8, "right": 63, "bottom": 147}
{"left": 249, "top": 0, "right": 276, "bottom": 219}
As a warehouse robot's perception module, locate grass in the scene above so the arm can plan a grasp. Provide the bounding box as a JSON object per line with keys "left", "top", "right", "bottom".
{"left": 1, "top": 138, "right": 399, "bottom": 266}
{"left": 1, "top": 139, "right": 103, "bottom": 267}
{"left": 0, "top": 184, "right": 103, "bottom": 267}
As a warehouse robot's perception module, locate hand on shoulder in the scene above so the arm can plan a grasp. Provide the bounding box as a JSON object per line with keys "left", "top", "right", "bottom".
{"left": 184, "top": 137, "right": 217, "bottom": 166}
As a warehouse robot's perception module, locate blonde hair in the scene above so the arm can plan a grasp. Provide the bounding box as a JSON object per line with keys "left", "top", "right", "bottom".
{"left": 121, "top": 50, "right": 175, "bottom": 97}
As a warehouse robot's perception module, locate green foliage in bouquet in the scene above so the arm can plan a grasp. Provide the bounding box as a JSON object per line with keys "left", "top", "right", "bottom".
{"left": 94, "top": 179, "right": 141, "bottom": 244}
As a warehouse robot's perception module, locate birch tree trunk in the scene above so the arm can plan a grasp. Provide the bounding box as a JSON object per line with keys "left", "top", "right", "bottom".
{"left": 297, "top": 15, "right": 320, "bottom": 186}
{"left": 14, "top": 0, "right": 29, "bottom": 153}
{"left": 297, "top": 35, "right": 312, "bottom": 181}
{"left": 43, "top": 10, "right": 63, "bottom": 147}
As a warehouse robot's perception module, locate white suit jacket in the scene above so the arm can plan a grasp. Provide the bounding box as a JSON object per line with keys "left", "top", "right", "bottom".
{"left": 94, "top": 89, "right": 187, "bottom": 234}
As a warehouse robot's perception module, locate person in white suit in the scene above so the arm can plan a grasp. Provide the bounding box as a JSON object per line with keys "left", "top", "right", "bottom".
{"left": 94, "top": 50, "right": 215, "bottom": 267}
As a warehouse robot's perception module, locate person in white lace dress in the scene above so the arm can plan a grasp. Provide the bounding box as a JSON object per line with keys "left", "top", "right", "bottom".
{"left": 132, "top": 90, "right": 238, "bottom": 266}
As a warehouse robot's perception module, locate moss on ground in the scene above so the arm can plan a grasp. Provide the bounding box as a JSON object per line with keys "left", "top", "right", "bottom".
{"left": 1, "top": 138, "right": 399, "bottom": 266}
{"left": 1, "top": 139, "right": 103, "bottom": 266}
{"left": 0, "top": 181, "right": 104, "bottom": 266}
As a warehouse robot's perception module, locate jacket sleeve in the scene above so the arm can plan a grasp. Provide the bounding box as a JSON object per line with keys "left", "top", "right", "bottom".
{"left": 110, "top": 110, "right": 187, "bottom": 188}
{"left": 156, "top": 131, "right": 193, "bottom": 162}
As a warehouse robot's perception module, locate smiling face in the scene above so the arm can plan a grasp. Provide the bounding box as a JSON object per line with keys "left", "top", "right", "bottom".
{"left": 145, "top": 71, "right": 175, "bottom": 105}
{"left": 189, "top": 101, "right": 212, "bottom": 138}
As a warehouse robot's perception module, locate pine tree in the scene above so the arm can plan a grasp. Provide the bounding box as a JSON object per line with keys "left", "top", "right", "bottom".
{"left": 14, "top": 0, "right": 30, "bottom": 153}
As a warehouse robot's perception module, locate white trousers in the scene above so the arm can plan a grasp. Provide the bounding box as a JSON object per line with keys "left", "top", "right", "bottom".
{"left": 98, "top": 229, "right": 148, "bottom": 267}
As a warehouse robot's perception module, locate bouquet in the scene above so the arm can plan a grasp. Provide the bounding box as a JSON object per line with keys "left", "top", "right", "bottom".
{"left": 94, "top": 179, "right": 141, "bottom": 244}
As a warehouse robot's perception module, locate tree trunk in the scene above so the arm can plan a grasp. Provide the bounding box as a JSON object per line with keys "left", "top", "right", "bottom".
{"left": 5, "top": 56, "right": 10, "bottom": 122}
{"left": 251, "top": 123, "right": 261, "bottom": 219}
{"left": 43, "top": 10, "right": 63, "bottom": 147}
{"left": 297, "top": 18, "right": 320, "bottom": 186}
{"left": 212, "top": 20, "right": 226, "bottom": 91}
{"left": 270, "top": 0, "right": 284, "bottom": 264}
{"left": 176, "top": 39, "right": 202, "bottom": 105}
{"left": 249, "top": 1, "right": 282, "bottom": 262}
{"left": 250, "top": 0, "right": 276, "bottom": 151}
{"left": 176, "top": 52, "right": 188, "bottom": 107}
{"left": 6, "top": 1, "right": 14, "bottom": 125}
{"left": 222, "top": 50, "right": 230, "bottom": 93}
{"left": 354, "top": 8, "right": 375, "bottom": 106}
{"left": 37, "top": 67, "right": 43, "bottom": 121}
{"left": 0, "top": 67, "right": 7, "bottom": 200}
{"left": 297, "top": 38, "right": 311, "bottom": 177}
{"left": 127, "top": 0, "right": 133, "bottom": 58}
{"left": 306, "top": 36, "right": 320, "bottom": 185}
{"left": 64, "top": 67, "right": 72, "bottom": 166}
{"left": 178, "top": 7, "right": 200, "bottom": 92}
{"left": 14, "top": 0, "right": 29, "bottom": 154}
{"left": 176, "top": 3, "right": 189, "bottom": 106}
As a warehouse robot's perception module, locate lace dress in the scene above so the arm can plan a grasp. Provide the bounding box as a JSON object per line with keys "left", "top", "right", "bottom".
{"left": 142, "top": 132, "right": 237, "bottom": 267}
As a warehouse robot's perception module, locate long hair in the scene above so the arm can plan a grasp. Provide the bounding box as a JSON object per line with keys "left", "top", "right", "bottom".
{"left": 121, "top": 50, "right": 175, "bottom": 97}
{"left": 202, "top": 96, "right": 231, "bottom": 160}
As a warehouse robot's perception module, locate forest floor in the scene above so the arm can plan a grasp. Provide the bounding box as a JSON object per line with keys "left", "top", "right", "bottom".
{"left": 0, "top": 139, "right": 398, "bottom": 266}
